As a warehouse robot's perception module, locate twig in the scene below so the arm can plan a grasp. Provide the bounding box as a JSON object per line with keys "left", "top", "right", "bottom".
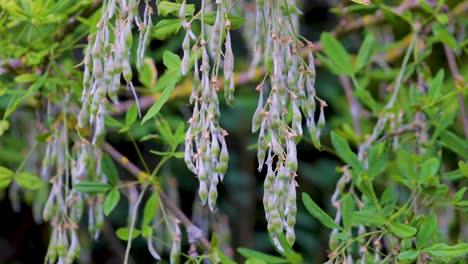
{"left": 101, "top": 142, "right": 212, "bottom": 250}
{"left": 443, "top": 45, "right": 468, "bottom": 139}
{"left": 103, "top": 219, "right": 136, "bottom": 264}
{"left": 339, "top": 76, "right": 361, "bottom": 136}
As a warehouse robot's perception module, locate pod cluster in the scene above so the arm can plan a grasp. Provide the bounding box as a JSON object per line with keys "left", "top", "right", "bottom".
{"left": 252, "top": 0, "right": 326, "bottom": 249}
{"left": 182, "top": 0, "right": 235, "bottom": 211}
{"left": 78, "top": 0, "right": 153, "bottom": 144}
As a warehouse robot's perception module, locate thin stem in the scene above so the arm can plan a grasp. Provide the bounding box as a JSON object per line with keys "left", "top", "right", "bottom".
{"left": 128, "top": 133, "right": 150, "bottom": 173}
{"left": 124, "top": 184, "right": 148, "bottom": 264}
{"left": 340, "top": 75, "right": 361, "bottom": 136}
{"left": 101, "top": 142, "right": 212, "bottom": 250}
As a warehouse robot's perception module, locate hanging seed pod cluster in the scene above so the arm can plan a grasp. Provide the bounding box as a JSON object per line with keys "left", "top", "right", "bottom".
{"left": 79, "top": 0, "right": 154, "bottom": 143}
{"left": 38, "top": 93, "right": 108, "bottom": 264}
{"left": 252, "top": 0, "right": 326, "bottom": 249}
{"left": 182, "top": 0, "right": 234, "bottom": 211}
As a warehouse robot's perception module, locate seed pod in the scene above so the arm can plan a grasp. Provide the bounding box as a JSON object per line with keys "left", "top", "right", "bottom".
{"left": 181, "top": 33, "right": 190, "bottom": 75}
{"left": 43, "top": 190, "right": 56, "bottom": 221}
{"left": 198, "top": 181, "right": 208, "bottom": 205}
{"left": 210, "top": 5, "right": 222, "bottom": 58}
{"left": 208, "top": 183, "right": 218, "bottom": 211}
{"left": 223, "top": 31, "right": 234, "bottom": 81}
{"left": 170, "top": 236, "right": 181, "bottom": 264}
{"left": 318, "top": 103, "right": 326, "bottom": 129}
{"left": 252, "top": 88, "right": 264, "bottom": 133}
{"left": 123, "top": 59, "right": 132, "bottom": 82}
{"left": 285, "top": 139, "right": 298, "bottom": 171}
{"left": 92, "top": 58, "right": 103, "bottom": 78}
{"left": 291, "top": 100, "right": 302, "bottom": 136}
{"left": 147, "top": 230, "right": 161, "bottom": 260}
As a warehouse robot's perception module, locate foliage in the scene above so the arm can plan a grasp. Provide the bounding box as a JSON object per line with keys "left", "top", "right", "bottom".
{"left": 0, "top": 0, "right": 467, "bottom": 263}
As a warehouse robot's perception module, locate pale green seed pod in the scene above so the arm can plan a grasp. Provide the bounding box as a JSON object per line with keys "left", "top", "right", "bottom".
{"left": 181, "top": 33, "right": 190, "bottom": 76}
{"left": 147, "top": 230, "right": 161, "bottom": 260}
{"left": 291, "top": 101, "right": 302, "bottom": 137}
{"left": 92, "top": 58, "right": 103, "bottom": 78}
{"left": 223, "top": 31, "right": 234, "bottom": 80}
{"left": 123, "top": 59, "right": 132, "bottom": 82}
{"left": 210, "top": 6, "right": 222, "bottom": 58}
{"left": 43, "top": 190, "right": 56, "bottom": 221}
{"left": 170, "top": 238, "right": 181, "bottom": 264}
{"left": 57, "top": 230, "right": 68, "bottom": 257}
{"left": 318, "top": 105, "right": 326, "bottom": 129}
{"left": 286, "top": 139, "right": 298, "bottom": 171}
{"left": 252, "top": 89, "right": 264, "bottom": 133}
{"left": 208, "top": 183, "right": 218, "bottom": 211}
{"left": 198, "top": 181, "right": 208, "bottom": 205}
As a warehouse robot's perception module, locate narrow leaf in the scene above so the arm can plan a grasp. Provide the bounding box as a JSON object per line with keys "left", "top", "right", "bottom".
{"left": 237, "top": 248, "right": 288, "bottom": 264}
{"left": 320, "top": 33, "right": 353, "bottom": 76}
{"left": 352, "top": 210, "right": 386, "bottom": 227}
{"left": 116, "top": 227, "right": 141, "bottom": 241}
{"left": 141, "top": 82, "right": 176, "bottom": 124}
{"left": 331, "top": 131, "right": 364, "bottom": 171}
{"left": 423, "top": 243, "right": 468, "bottom": 259}
{"left": 388, "top": 221, "right": 417, "bottom": 238}
{"left": 416, "top": 214, "right": 437, "bottom": 249}
{"left": 302, "top": 193, "right": 342, "bottom": 230}
{"left": 16, "top": 172, "right": 43, "bottom": 190}
{"left": 74, "top": 181, "right": 111, "bottom": 194}
{"left": 103, "top": 188, "right": 121, "bottom": 216}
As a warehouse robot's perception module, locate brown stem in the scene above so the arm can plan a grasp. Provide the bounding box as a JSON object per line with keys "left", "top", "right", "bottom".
{"left": 443, "top": 45, "right": 468, "bottom": 139}
{"left": 101, "top": 142, "right": 212, "bottom": 250}
{"left": 339, "top": 76, "right": 361, "bottom": 136}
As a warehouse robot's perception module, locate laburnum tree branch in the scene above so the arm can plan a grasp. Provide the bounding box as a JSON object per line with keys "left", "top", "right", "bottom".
{"left": 101, "top": 142, "right": 212, "bottom": 250}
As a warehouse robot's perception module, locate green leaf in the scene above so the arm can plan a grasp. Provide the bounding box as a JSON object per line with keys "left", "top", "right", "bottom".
{"left": 152, "top": 19, "right": 182, "bottom": 40}
{"left": 367, "top": 143, "right": 387, "bottom": 178}
{"left": 352, "top": 210, "right": 386, "bottom": 227}
{"left": 351, "top": 0, "right": 372, "bottom": 5}
{"left": 428, "top": 69, "right": 444, "bottom": 102}
{"left": 173, "top": 152, "right": 184, "bottom": 158}
{"left": 125, "top": 103, "right": 138, "bottom": 127}
{"left": 103, "top": 188, "right": 121, "bottom": 216}
{"left": 104, "top": 115, "right": 123, "bottom": 128}
{"left": 157, "top": 2, "right": 195, "bottom": 17}
{"left": 440, "top": 131, "right": 468, "bottom": 158}
{"left": 355, "top": 32, "right": 375, "bottom": 72}
{"left": 397, "top": 148, "right": 417, "bottom": 181}
{"left": 398, "top": 250, "right": 418, "bottom": 260}
{"left": 14, "top": 73, "right": 39, "bottom": 83}
{"left": 433, "top": 23, "right": 458, "bottom": 50}
{"left": 341, "top": 193, "right": 356, "bottom": 230}
{"left": 302, "top": 193, "right": 342, "bottom": 230}
{"left": 203, "top": 12, "right": 246, "bottom": 30}
{"left": 237, "top": 248, "right": 288, "bottom": 264}
{"left": 458, "top": 161, "right": 468, "bottom": 179}
{"left": 102, "top": 154, "right": 119, "bottom": 186}
{"left": 138, "top": 58, "right": 157, "bottom": 88}
{"left": 0, "top": 120, "right": 10, "bottom": 136}
{"left": 330, "top": 131, "right": 364, "bottom": 171}
{"left": 423, "top": 243, "right": 468, "bottom": 259}
{"left": 16, "top": 172, "right": 43, "bottom": 190}
{"left": 74, "top": 181, "right": 111, "bottom": 194}
{"left": 388, "top": 221, "right": 417, "bottom": 238}
{"left": 116, "top": 227, "right": 141, "bottom": 241}
{"left": 141, "top": 82, "right": 176, "bottom": 124}
{"left": 162, "top": 50, "right": 181, "bottom": 70}
{"left": 416, "top": 214, "right": 437, "bottom": 249}
{"left": 418, "top": 158, "right": 440, "bottom": 181}
{"left": 320, "top": 32, "right": 353, "bottom": 76}
{"left": 216, "top": 248, "right": 237, "bottom": 264}
{"left": 0, "top": 166, "right": 14, "bottom": 190}
{"left": 142, "top": 191, "right": 160, "bottom": 226}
